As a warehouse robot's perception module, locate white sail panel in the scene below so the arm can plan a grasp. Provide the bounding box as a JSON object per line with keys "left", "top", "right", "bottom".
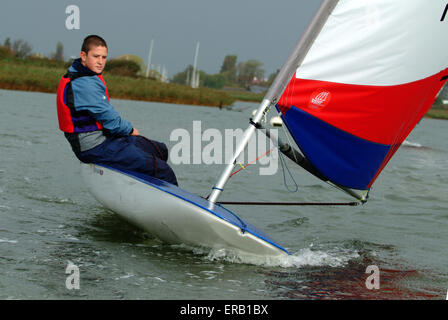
{"left": 296, "top": 0, "right": 448, "bottom": 86}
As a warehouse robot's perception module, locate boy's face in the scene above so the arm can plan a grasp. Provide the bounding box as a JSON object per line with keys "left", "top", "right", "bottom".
{"left": 80, "top": 45, "right": 107, "bottom": 74}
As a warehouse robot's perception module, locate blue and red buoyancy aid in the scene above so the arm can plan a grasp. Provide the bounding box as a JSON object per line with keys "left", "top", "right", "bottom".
{"left": 56, "top": 73, "right": 109, "bottom": 133}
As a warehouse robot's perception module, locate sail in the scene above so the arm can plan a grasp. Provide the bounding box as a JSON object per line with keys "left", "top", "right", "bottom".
{"left": 276, "top": 0, "right": 448, "bottom": 190}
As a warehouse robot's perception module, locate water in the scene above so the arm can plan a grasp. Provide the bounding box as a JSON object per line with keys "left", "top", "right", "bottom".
{"left": 0, "top": 89, "right": 447, "bottom": 300}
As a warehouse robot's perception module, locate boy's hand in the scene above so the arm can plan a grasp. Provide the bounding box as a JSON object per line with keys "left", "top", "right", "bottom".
{"left": 130, "top": 128, "right": 140, "bottom": 136}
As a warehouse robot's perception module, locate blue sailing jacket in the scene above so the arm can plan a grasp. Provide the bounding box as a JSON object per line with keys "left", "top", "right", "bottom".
{"left": 67, "top": 58, "right": 133, "bottom": 136}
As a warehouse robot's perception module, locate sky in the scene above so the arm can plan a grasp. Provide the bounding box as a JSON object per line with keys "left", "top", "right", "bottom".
{"left": 0, "top": 0, "right": 321, "bottom": 78}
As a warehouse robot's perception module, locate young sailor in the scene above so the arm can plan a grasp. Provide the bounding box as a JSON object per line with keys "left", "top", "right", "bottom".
{"left": 57, "top": 35, "right": 178, "bottom": 185}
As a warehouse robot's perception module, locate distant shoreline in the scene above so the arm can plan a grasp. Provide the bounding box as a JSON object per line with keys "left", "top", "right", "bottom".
{"left": 2, "top": 83, "right": 446, "bottom": 120}
{"left": 1, "top": 59, "right": 446, "bottom": 119}
{"left": 424, "top": 107, "right": 448, "bottom": 120}
{"left": 0, "top": 59, "right": 235, "bottom": 107}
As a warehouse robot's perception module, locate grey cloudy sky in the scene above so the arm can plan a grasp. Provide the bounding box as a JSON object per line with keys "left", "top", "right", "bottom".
{"left": 0, "top": 0, "right": 321, "bottom": 77}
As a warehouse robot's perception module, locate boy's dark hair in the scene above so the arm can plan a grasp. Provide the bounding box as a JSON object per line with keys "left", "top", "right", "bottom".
{"left": 81, "top": 35, "right": 108, "bottom": 53}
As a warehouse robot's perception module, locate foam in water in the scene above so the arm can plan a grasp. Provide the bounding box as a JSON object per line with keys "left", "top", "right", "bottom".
{"left": 172, "top": 244, "right": 359, "bottom": 268}
{"left": 208, "top": 247, "right": 359, "bottom": 268}
{"left": 0, "top": 238, "right": 18, "bottom": 244}
{"left": 403, "top": 140, "right": 423, "bottom": 148}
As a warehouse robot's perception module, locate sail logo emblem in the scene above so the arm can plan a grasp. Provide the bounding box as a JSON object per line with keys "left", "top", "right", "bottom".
{"left": 310, "top": 90, "right": 331, "bottom": 109}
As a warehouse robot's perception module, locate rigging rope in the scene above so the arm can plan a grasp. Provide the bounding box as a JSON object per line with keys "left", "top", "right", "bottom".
{"left": 278, "top": 144, "right": 299, "bottom": 193}
{"left": 204, "top": 147, "right": 274, "bottom": 200}
{"left": 229, "top": 147, "right": 274, "bottom": 179}
{"left": 217, "top": 201, "right": 360, "bottom": 206}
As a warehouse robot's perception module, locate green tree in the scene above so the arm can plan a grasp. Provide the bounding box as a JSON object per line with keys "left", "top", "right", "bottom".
{"left": 11, "top": 39, "right": 32, "bottom": 58}
{"left": 0, "top": 45, "right": 13, "bottom": 59}
{"left": 54, "top": 41, "right": 64, "bottom": 61}
{"left": 115, "top": 54, "right": 146, "bottom": 76}
{"left": 219, "top": 55, "right": 237, "bottom": 83}
{"left": 104, "top": 59, "right": 141, "bottom": 77}
{"left": 237, "top": 59, "right": 264, "bottom": 86}
{"left": 4, "top": 37, "right": 11, "bottom": 48}
{"left": 172, "top": 65, "right": 194, "bottom": 85}
{"left": 202, "top": 73, "right": 226, "bottom": 89}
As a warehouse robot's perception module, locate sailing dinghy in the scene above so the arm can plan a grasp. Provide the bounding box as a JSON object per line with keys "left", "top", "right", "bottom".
{"left": 82, "top": 0, "right": 448, "bottom": 257}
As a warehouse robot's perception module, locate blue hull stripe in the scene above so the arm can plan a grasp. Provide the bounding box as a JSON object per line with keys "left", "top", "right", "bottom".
{"left": 278, "top": 106, "right": 391, "bottom": 190}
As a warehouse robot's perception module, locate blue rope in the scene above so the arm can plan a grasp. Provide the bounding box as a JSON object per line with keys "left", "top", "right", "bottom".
{"left": 215, "top": 202, "right": 247, "bottom": 234}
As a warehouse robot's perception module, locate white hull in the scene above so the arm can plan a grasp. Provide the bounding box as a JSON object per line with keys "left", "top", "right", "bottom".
{"left": 81, "top": 163, "right": 288, "bottom": 257}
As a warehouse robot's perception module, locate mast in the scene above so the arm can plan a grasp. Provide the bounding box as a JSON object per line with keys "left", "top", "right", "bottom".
{"left": 208, "top": 0, "right": 339, "bottom": 204}
{"left": 146, "top": 39, "right": 154, "bottom": 78}
{"left": 191, "top": 41, "right": 200, "bottom": 88}
{"left": 162, "top": 65, "right": 168, "bottom": 83}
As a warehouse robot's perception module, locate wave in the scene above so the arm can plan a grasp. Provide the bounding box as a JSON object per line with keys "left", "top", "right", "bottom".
{"left": 24, "top": 194, "right": 77, "bottom": 205}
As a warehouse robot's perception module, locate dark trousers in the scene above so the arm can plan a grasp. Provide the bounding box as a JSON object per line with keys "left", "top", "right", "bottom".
{"left": 76, "top": 135, "right": 178, "bottom": 186}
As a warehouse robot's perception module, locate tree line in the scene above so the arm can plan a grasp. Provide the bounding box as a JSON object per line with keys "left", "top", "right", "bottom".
{"left": 0, "top": 37, "right": 65, "bottom": 61}
{"left": 0, "top": 36, "right": 279, "bottom": 91}
{"left": 172, "top": 55, "right": 278, "bottom": 90}
{"left": 0, "top": 37, "right": 146, "bottom": 78}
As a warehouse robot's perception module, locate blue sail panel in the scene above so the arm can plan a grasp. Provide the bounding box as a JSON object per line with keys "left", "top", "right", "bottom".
{"left": 278, "top": 105, "right": 391, "bottom": 190}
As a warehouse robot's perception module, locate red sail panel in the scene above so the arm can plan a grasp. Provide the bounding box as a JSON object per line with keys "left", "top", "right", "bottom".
{"left": 278, "top": 70, "right": 447, "bottom": 146}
